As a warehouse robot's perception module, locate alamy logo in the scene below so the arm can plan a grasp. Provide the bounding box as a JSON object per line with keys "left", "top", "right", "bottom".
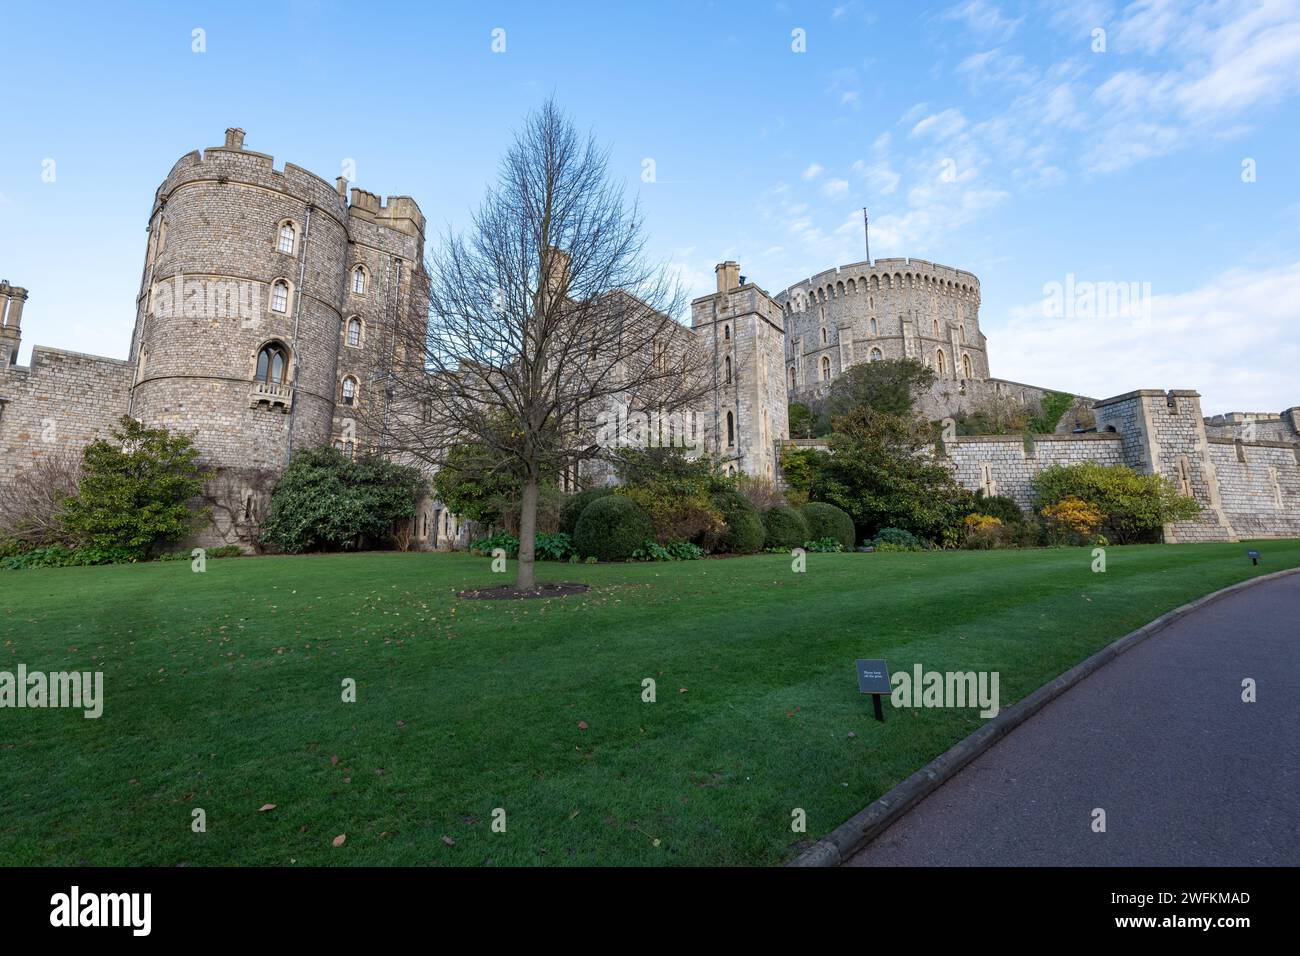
{"left": 890, "top": 664, "right": 1000, "bottom": 718}
{"left": 152, "top": 273, "right": 261, "bottom": 326}
{"left": 50, "top": 886, "right": 151, "bottom": 936}
{"left": 1041, "top": 273, "right": 1151, "bottom": 323}
{"left": 0, "top": 665, "right": 103, "bottom": 718}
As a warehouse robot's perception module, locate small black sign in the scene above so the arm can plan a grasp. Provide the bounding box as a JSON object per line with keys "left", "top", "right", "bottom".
{"left": 856, "top": 659, "right": 891, "bottom": 695}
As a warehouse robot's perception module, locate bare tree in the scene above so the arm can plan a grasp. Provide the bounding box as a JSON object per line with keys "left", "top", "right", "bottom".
{"left": 0, "top": 454, "right": 82, "bottom": 546}
{"left": 200, "top": 465, "right": 279, "bottom": 552}
{"left": 378, "top": 99, "right": 711, "bottom": 590}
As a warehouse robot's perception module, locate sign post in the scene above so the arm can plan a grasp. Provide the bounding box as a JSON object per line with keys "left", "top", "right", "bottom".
{"left": 855, "top": 659, "right": 891, "bottom": 722}
{"left": 1247, "top": 549, "right": 1261, "bottom": 566}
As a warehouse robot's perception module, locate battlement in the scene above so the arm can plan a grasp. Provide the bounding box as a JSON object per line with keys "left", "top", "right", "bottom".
{"left": 779, "top": 258, "right": 980, "bottom": 310}
{"left": 347, "top": 188, "right": 426, "bottom": 240}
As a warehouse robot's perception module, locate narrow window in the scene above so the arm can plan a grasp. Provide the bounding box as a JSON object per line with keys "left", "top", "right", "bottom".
{"left": 962, "top": 353, "right": 973, "bottom": 378}
{"left": 346, "top": 317, "right": 362, "bottom": 347}
{"left": 726, "top": 411, "right": 735, "bottom": 447}
{"left": 821, "top": 356, "right": 830, "bottom": 381}
{"left": 341, "top": 376, "right": 358, "bottom": 406}
{"left": 271, "top": 280, "right": 289, "bottom": 314}
{"left": 936, "top": 349, "right": 946, "bottom": 374}
{"left": 724, "top": 356, "right": 732, "bottom": 384}
{"left": 278, "top": 223, "right": 296, "bottom": 254}
{"left": 352, "top": 267, "right": 366, "bottom": 295}
{"left": 869, "top": 347, "right": 882, "bottom": 362}
{"left": 724, "top": 324, "right": 731, "bottom": 340}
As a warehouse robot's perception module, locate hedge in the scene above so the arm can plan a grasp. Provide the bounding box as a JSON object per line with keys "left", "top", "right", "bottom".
{"left": 762, "top": 505, "right": 810, "bottom": 550}
{"left": 573, "top": 496, "right": 653, "bottom": 562}
{"left": 559, "top": 488, "right": 615, "bottom": 537}
{"left": 711, "top": 490, "right": 765, "bottom": 554}
{"left": 800, "top": 502, "right": 856, "bottom": 550}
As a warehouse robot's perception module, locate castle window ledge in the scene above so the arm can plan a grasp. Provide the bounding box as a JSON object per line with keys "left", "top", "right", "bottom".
{"left": 250, "top": 381, "right": 294, "bottom": 412}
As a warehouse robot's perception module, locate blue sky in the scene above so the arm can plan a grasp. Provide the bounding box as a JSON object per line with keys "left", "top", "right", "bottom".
{"left": 1, "top": 0, "right": 1298, "bottom": 414}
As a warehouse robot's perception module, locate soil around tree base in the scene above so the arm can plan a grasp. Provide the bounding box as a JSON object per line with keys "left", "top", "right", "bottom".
{"left": 458, "top": 583, "right": 592, "bottom": 600}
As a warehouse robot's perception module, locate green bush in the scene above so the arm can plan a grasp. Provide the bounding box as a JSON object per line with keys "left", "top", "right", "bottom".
{"left": 710, "top": 490, "right": 765, "bottom": 554}
{"left": 802, "top": 537, "right": 844, "bottom": 553}
{"left": 559, "top": 488, "right": 614, "bottom": 537}
{"left": 971, "top": 492, "right": 1023, "bottom": 524}
{"left": 800, "top": 502, "right": 856, "bottom": 550}
{"left": 469, "top": 531, "right": 575, "bottom": 561}
{"left": 1, "top": 544, "right": 141, "bottom": 570}
{"left": 573, "top": 496, "right": 654, "bottom": 562}
{"left": 58, "top": 416, "right": 211, "bottom": 559}
{"left": 871, "top": 527, "right": 921, "bottom": 550}
{"left": 470, "top": 531, "right": 520, "bottom": 557}
{"left": 206, "top": 545, "right": 245, "bottom": 559}
{"left": 1034, "top": 462, "right": 1201, "bottom": 544}
{"left": 261, "top": 446, "right": 426, "bottom": 554}
{"left": 762, "top": 505, "right": 810, "bottom": 550}
{"left": 631, "top": 539, "right": 706, "bottom": 561}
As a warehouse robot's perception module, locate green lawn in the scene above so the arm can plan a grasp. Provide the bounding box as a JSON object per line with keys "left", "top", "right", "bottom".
{"left": 1, "top": 540, "right": 1296, "bottom": 866}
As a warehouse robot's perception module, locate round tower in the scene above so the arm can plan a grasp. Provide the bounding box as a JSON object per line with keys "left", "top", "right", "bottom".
{"left": 776, "top": 258, "right": 987, "bottom": 401}
{"left": 128, "top": 128, "right": 350, "bottom": 470}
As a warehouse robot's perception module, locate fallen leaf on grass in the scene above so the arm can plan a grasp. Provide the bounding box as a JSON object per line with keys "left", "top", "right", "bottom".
{"left": 258, "top": 804, "right": 276, "bottom": 812}
{"left": 332, "top": 834, "right": 346, "bottom": 847}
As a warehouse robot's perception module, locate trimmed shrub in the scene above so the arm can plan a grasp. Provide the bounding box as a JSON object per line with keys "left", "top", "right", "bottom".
{"left": 801, "top": 502, "right": 855, "bottom": 550}
{"left": 573, "top": 496, "right": 653, "bottom": 562}
{"left": 559, "top": 488, "right": 614, "bottom": 537}
{"left": 871, "top": 526, "right": 921, "bottom": 550}
{"left": 762, "top": 505, "right": 810, "bottom": 550}
{"left": 971, "top": 492, "right": 1023, "bottom": 524}
{"left": 710, "top": 490, "right": 765, "bottom": 553}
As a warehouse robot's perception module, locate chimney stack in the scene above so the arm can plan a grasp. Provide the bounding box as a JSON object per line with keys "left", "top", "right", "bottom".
{"left": 224, "top": 128, "right": 246, "bottom": 150}
{"left": 336, "top": 176, "right": 349, "bottom": 201}
{"left": 715, "top": 261, "right": 740, "bottom": 294}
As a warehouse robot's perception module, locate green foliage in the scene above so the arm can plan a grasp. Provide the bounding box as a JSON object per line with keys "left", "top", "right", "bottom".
{"left": 261, "top": 446, "right": 426, "bottom": 554}
{"left": 824, "top": 357, "right": 935, "bottom": 420}
{"left": 1, "top": 544, "right": 141, "bottom": 570}
{"left": 58, "top": 416, "right": 211, "bottom": 559}
{"left": 951, "top": 393, "right": 1030, "bottom": 436}
{"left": 1029, "top": 391, "right": 1076, "bottom": 434}
{"left": 800, "top": 502, "right": 857, "bottom": 550}
{"left": 709, "top": 490, "right": 766, "bottom": 554}
{"left": 559, "top": 488, "right": 614, "bottom": 536}
{"left": 801, "top": 537, "right": 844, "bottom": 553}
{"left": 971, "top": 492, "right": 1023, "bottom": 524}
{"left": 1034, "top": 462, "right": 1202, "bottom": 544}
{"left": 469, "top": 531, "right": 575, "bottom": 561}
{"left": 432, "top": 442, "right": 521, "bottom": 529}
{"left": 812, "top": 407, "right": 973, "bottom": 542}
{"left": 778, "top": 446, "right": 828, "bottom": 507}
{"left": 787, "top": 402, "right": 816, "bottom": 439}
{"left": 631, "top": 540, "right": 706, "bottom": 561}
{"left": 762, "top": 505, "right": 810, "bottom": 550}
{"left": 206, "top": 545, "right": 245, "bottom": 559}
{"left": 871, "top": 527, "right": 922, "bottom": 550}
{"left": 612, "top": 447, "right": 727, "bottom": 544}
{"left": 573, "top": 495, "right": 654, "bottom": 562}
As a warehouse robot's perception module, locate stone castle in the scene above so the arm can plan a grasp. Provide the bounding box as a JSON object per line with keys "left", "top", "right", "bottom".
{"left": 2, "top": 129, "right": 1297, "bottom": 547}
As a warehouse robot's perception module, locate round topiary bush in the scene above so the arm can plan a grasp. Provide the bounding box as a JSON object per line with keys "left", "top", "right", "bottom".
{"left": 871, "top": 526, "right": 921, "bottom": 549}
{"left": 762, "top": 505, "right": 810, "bottom": 550}
{"left": 800, "top": 502, "right": 856, "bottom": 550}
{"left": 573, "top": 495, "right": 653, "bottom": 562}
{"left": 711, "top": 490, "right": 766, "bottom": 553}
{"left": 559, "top": 487, "right": 614, "bottom": 537}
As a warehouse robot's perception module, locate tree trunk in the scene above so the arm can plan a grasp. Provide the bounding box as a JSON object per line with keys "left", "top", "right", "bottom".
{"left": 516, "top": 471, "right": 539, "bottom": 590}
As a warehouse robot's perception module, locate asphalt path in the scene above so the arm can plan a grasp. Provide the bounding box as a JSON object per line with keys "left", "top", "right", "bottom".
{"left": 847, "top": 573, "right": 1300, "bottom": 866}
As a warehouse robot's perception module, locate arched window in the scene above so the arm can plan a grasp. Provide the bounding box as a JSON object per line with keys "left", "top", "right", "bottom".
{"left": 270, "top": 280, "right": 289, "bottom": 314}
{"left": 341, "top": 376, "right": 358, "bottom": 406}
{"left": 726, "top": 411, "right": 735, "bottom": 447}
{"left": 962, "top": 353, "right": 973, "bottom": 378}
{"left": 870, "top": 317, "right": 878, "bottom": 335}
{"left": 255, "top": 342, "right": 289, "bottom": 385}
{"left": 724, "top": 324, "right": 731, "bottom": 340}
{"left": 351, "top": 266, "right": 367, "bottom": 295}
{"left": 936, "top": 349, "right": 946, "bottom": 374}
{"left": 821, "top": 327, "right": 828, "bottom": 345}
{"left": 821, "top": 356, "right": 831, "bottom": 381}
{"left": 277, "top": 222, "right": 297, "bottom": 255}
{"left": 789, "top": 366, "right": 796, "bottom": 389}
{"left": 959, "top": 324, "right": 966, "bottom": 342}
{"left": 869, "top": 347, "right": 883, "bottom": 362}
{"left": 724, "top": 356, "right": 732, "bottom": 384}
{"left": 932, "top": 318, "right": 940, "bottom": 335}
{"left": 346, "top": 317, "right": 362, "bottom": 348}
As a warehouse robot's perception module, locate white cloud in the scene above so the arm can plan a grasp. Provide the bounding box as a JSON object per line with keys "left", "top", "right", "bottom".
{"left": 942, "top": 0, "right": 1023, "bottom": 41}
{"left": 991, "top": 261, "right": 1300, "bottom": 413}
{"left": 802, "top": 163, "right": 824, "bottom": 180}
{"left": 822, "top": 177, "right": 850, "bottom": 198}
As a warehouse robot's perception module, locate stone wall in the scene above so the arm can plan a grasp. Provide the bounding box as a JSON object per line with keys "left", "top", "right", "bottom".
{"left": 945, "top": 433, "right": 1124, "bottom": 513}
{"left": 0, "top": 347, "right": 132, "bottom": 482}
{"left": 1206, "top": 438, "right": 1300, "bottom": 539}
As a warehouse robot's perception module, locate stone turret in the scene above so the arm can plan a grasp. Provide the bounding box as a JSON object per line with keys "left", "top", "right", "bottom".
{"left": 0, "top": 281, "right": 27, "bottom": 366}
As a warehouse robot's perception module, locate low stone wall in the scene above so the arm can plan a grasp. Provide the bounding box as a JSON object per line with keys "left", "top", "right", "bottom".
{"left": 1207, "top": 438, "right": 1300, "bottom": 539}
{"left": 945, "top": 433, "right": 1124, "bottom": 513}
{"left": 0, "top": 347, "right": 132, "bottom": 482}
